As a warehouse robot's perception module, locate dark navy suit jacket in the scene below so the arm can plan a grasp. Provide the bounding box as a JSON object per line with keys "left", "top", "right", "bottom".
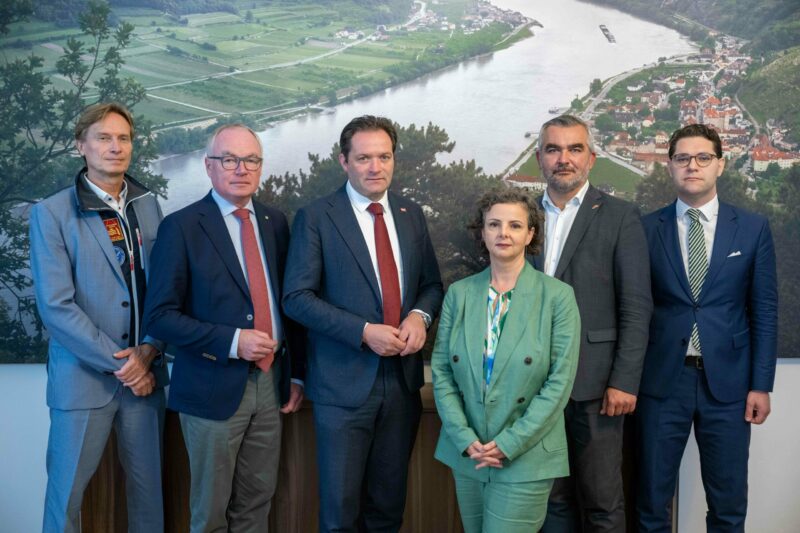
{"left": 143, "top": 192, "right": 305, "bottom": 420}
{"left": 640, "top": 200, "right": 778, "bottom": 403}
{"left": 282, "top": 185, "right": 443, "bottom": 408}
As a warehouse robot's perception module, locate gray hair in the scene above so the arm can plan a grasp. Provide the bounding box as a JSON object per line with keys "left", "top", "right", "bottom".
{"left": 205, "top": 123, "right": 263, "bottom": 156}
{"left": 537, "top": 114, "right": 595, "bottom": 153}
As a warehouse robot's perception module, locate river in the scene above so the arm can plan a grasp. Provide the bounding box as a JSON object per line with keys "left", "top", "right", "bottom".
{"left": 153, "top": 0, "right": 695, "bottom": 213}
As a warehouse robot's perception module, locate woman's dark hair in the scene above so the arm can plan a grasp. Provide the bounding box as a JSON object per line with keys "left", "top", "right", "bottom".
{"left": 467, "top": 187, "right": 544, "bottom": 257}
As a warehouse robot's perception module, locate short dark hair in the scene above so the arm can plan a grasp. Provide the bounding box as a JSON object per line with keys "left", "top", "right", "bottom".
{"left": 339, "top": 115, "right": 398, "bottom": 161}
{"left": 538, "top": 114, "right": 595, "bottom": 153}
{"left": 668, "top": 124, "right": 722, "bottom": 158}
{"left": 74, "top": 102, "right": 134, "bottom": 141}
{"left": 467, "top": 187, "right": 544, "bottom": 257}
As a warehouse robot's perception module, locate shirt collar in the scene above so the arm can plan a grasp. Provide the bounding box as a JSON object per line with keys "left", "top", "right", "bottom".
{"left": 542, "top": 179, "right": 590, "bottom": 211}
{"left": 676, "top": 195, "right": 718, "bottom": 222}
{"left": 83, "top": 174, "right": 128, "bottom": 209}
{"left": 211, "top": 189, "right": 254, "bottom": 216}
{"left": 346, "top": 181, "right": 389, "bottom": 213}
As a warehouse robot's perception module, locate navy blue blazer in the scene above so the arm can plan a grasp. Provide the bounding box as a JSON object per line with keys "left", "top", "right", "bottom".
{"left": 640, "top": 201, "right": 778, "bottom": 403}
{"left": 282, "top": 185, "right": 443, "bottom": 408}
{"left": 143, "top": 192, "right": 306, "bottom": 420}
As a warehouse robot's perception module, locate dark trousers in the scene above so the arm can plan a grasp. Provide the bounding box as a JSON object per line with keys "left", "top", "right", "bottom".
{"left": 313, "top": 358, "right": 422, "bottom": 533}
{"left": 636, "top": 366, "right": 750, "bottom": 533}
{"left": 541, "top": 398, "right": 626, "bottom": 533}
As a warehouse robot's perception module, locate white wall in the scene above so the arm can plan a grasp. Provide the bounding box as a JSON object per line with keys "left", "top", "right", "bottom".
{"left": 0, "top": 365, "right": 49, "bottom": 533}
{"left": 3, "top": 361, "right": 799, "bottom": 532}
{"left": 679, "top": 359, "right": 800, "bottom": 532}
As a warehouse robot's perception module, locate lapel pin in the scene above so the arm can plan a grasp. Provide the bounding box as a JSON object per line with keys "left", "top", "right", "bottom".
{"left": 400, "top": 207, "right": 407, "bottom": 212}
{"left": 592, "top": 204, "right": 600, "bottom": 210}
{"left": 264, "top": 215, "right": 269, "bottom": 220}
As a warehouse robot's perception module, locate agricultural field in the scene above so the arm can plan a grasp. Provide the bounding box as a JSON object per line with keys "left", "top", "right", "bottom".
{"left": 1, "top": 0, "right": 522, "bottom": 129}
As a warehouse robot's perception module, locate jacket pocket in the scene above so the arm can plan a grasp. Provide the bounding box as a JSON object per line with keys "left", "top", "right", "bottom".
{"left": 732, "top": 329, "right": 750, "bottom": 349}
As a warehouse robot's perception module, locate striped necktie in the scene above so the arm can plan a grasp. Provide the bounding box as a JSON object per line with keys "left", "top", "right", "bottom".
{"left": 687, "top": 208, "right": 707, "bottom": 353}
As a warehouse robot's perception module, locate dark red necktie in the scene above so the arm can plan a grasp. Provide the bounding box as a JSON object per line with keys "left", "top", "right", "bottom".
{"left": 367, "top": 202, "right": 401, "bottom": 327}
{"left": 233, "top": 208, "right": 273, "bottom": 372}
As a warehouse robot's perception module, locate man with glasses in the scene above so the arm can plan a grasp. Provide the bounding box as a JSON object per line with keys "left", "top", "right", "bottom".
{"left": 144, "top": 124, "right": 306, "bottom": 531}
{"left": 637, "top": 124, "right": 778, "bottom": 532}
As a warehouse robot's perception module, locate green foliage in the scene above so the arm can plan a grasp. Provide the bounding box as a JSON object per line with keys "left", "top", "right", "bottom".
{"left": 0, "top": 0, "right": 163, "bottom": 361}
{"left": 738, "top": 46, "right": 800, "bottom": 143}
{"left": 255, "top": 122, "right": 501, "bottom": 287}
{"left": 595, "top": 113, "right": 620, "bottom": 133}
{"left": 590, "top": 78, "right": 602, "bottom": 94}
{"left": 579, "top": 0, "right": 800, "bottom": 53}
{"left": 0, "top": 0, "right": 33, "bottom": 34}
{"left": 571, "top": 97, "right": 584, "bottom": 112}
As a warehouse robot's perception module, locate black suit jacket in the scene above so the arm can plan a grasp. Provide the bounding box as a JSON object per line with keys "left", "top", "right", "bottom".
{"left": 144, "top": 192, "right": 306, "bottom": 420}
{"left": 532, "top": 185, "right": 652, "bottom": 401}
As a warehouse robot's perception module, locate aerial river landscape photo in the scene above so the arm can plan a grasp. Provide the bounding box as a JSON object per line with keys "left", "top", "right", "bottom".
{"left": 153, "top": 0, "right": 695, "bottom": 213}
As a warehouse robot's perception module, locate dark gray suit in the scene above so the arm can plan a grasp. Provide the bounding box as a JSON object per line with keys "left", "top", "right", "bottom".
{"left": 534, "top": 185, "right": 652, "bottom": 532}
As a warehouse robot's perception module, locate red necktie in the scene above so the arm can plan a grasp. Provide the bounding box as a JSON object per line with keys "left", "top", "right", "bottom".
{"left": 367, "top": 202, "right": 401, "bottom": 327}
{"left": 233, "top": 208, "right": 273, "bottom": 372}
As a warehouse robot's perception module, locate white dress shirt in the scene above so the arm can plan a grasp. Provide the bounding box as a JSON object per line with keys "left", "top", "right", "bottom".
{"left": 211, "top": 190, "right": 283, "bottom": 358}
{"left": 542, "top": 180, "right": 590, "bottom": 276}
{"left": 676, "top": 195, "right": 718, "bottom": 356}
{"left": 345, "top": 181, "right": 405, "bottom": 299}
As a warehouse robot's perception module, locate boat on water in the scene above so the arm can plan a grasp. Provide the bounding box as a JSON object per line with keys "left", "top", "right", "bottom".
{"left": 599, "top": 24, "right": 616, "bottom": 43}
{"left": 548, "top": 107, "right": 561, "bottom": 114}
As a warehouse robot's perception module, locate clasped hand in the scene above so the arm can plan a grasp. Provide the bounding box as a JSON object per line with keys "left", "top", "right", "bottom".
{"left": 467, "top": 440, "right": 506, "bottom": 470}
{"left": 113, "top": 344, "right": 158, "bottom": 397}
{"left": 363, "top": 313, "right": 427, "bottom": 356}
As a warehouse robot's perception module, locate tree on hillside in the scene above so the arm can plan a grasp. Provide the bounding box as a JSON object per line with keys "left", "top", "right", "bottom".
{"left": 590, "top": 78, "right": 603, "bottom": 94}
{"left": 0, "top": 0, "right": 162, "bottom": 361}
{"left": 255, "top": 122, "right": 502, "bottom": 287}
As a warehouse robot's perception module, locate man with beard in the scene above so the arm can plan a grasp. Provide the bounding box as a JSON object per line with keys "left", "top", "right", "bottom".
{"left": 532, "top": 115, "right": 652, "bottom": 532}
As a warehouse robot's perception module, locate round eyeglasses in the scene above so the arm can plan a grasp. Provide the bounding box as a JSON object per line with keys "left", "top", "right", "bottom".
{"left": 207, "top": 155, "right": 263, "bottom": 171}
{"left": 670, "top": 153, "right": 718, "bottom": 168}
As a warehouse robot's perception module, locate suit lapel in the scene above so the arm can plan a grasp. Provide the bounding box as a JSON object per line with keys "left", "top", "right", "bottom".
{"left": 327, "top": 187, "right": 382, "bottom": 302}
{"left": 554, "top": 186, "right": 603, "bottom": 279}
{"left": 197, "top": 193, "right": 250, "bottom": 300}
{"left": 254, "top": 202, "right": 281, "bottom": 302}
{"left": 464, "top": 269, "right": 490, "bottom": 392}
{"left": 702, "top": 202, "right": 738, "bottom": 299}
{"left": 487, "top": 264, "right": 535, "bottom": 392}
{"left": 532, "top": 197, "right": 545, "bottom": 271}
{"left": 656, "top": 202, "right": 693, "bottom": 300}
{"left": 388, "top": 194, "right": 412, "bottom": 306}
{"left": 82, "top": 214, "right": 126, "bottom": 286}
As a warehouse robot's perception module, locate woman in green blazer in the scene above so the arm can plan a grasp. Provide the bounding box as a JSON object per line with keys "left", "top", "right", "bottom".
{"left": 432, "top": 188, "right": 580, "bottom": 532}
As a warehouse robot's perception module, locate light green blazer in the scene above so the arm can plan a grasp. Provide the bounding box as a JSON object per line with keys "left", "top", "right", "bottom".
{"left": 432, "top": 262, "right": 580, "bottom": 483}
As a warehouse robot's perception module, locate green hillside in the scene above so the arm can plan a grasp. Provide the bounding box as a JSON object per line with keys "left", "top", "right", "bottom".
{"left": 579, "top": 0, "right": 800, "bottom": 52}
{"left": 739, "top": 46, "right": 800, "bottom": 143}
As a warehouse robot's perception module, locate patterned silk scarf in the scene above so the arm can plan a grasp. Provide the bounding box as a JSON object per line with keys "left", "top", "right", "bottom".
{"left": 484, "top": 286, "right": 514, "bottom": 389}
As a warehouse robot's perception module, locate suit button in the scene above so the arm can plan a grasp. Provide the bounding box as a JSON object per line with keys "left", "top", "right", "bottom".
{"left": 693, "top": 304, "right": 699, "bottom": 311}
{"left": 517, "top": 397, "right": 525, "bottom": 404}
{"left": 246, "top": 314, "right": 254, "bottom": 321}
{"left": 524, "top": 356, "right": 532, "bottom": 365}
{"left": 452, "top": 355, "right": 460, "bottom": 363}
{"left": 121, "top": 301, "right": 129, "bottom": 308}
{"left": 122, "top": 333, "right": 129, "bottom": 340}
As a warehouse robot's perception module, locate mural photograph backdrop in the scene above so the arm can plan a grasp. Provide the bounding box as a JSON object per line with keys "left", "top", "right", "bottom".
{"left": 2, "top": 0, "right": 798, "bottom": 362}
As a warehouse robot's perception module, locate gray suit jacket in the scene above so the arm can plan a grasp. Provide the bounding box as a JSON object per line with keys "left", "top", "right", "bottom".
{"left": 30, "top": 172, "right": 167, "bottom": 410}
{"left": 533, "top": 185, "right": 652, "bottom": 401}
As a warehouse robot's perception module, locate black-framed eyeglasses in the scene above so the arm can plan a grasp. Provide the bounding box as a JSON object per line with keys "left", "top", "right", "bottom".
{"left": 208, "top": 155, "right": 263, "bottom": 171}
{"left": 670, "top": 153, "right": 718, "bottom": 168}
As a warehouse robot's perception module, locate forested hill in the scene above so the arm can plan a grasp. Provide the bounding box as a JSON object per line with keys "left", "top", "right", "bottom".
{"left": 579, "top": 0, "right": 800, "bottom": 53}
